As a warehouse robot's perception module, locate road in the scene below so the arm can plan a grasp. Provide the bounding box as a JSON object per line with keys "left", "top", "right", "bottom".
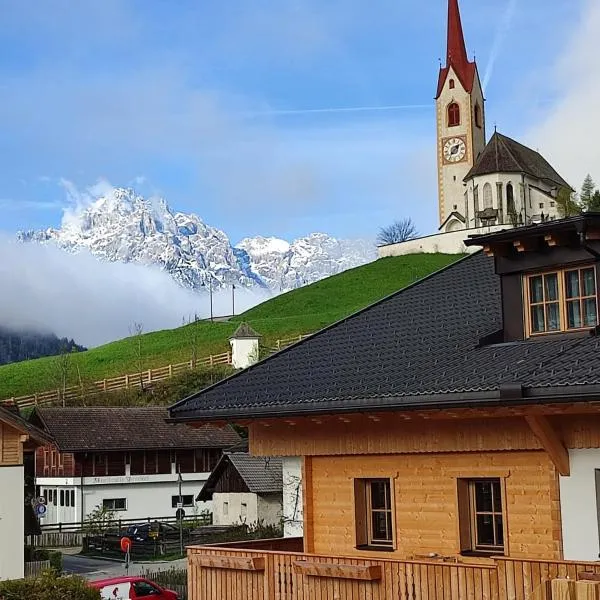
{"left": 63, "top": 554, "right": 187, "bottom": 580}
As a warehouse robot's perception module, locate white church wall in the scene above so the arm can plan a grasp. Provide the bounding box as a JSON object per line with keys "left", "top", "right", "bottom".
{"left": 230, "top": 337, "right": 259, "bottom": 370}
{"left": 378, "top": 225, "right": 508, "bottom": 258}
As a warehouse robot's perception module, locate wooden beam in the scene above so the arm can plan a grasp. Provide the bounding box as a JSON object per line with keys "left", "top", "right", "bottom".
{"left": 525, "top": 415, "right": 570, "bottom": 476}
{"left": 190, "top": 555, "right": 265, "bottom": 571}
{"left": 293, "top": 560, "right": 382, "bottom": 581}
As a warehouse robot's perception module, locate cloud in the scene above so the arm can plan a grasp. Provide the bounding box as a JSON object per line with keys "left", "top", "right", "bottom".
{"left": 0, "top": 237, "right": 267, "bottom": 347}
{"left": 526, "top": 0, "right": 600, "bottom": 189}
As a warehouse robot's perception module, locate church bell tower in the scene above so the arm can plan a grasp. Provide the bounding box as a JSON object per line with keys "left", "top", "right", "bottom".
{"left": 436, "top": 0, "right": 486, "bottom": 231}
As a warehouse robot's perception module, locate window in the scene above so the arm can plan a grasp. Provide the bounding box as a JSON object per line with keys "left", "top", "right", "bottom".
{"left": 483, "top": 183, "right": 493, "bottom": 209}
{"left": 171, "top": 495, "right": 194, "bottom": 508}
{"left": 65, "top": 490, "right": 70, "bottom": 507}
{"left": 447, "top": 102, "right": 460, "bottom": 127}
{"left": 550, "top": 201, "right": 555, "bottom": 208}
{"left": 241, "top": 502, "right": 248, "bottom": 517}
{"left": 70, "top": 490, "right": 75, "bottom": 507}
{"left": 449, "top": 79, "right": 455, "bottom": 89}
{"left": 458, "top": 479, "right": 505, "bottom": 554}
{"left": 475, "top": 103, "right": 482, "bottom": 128}
{"left": 60, "top": 490, "right": 64, "bottom": 507}
{"left": 132, "top": 581, "right": 161, "bottom": 597}
{"left": 103, "top": 498, "right": 127, "bottom": 511}
{"left": 223, "top": 502, "right": 229, "bottom": 516}
{"left": 354, "top": 478, "right": 394, "bottom": 550}
{"left": 539, "top": 203, "right": 545, "bottom": 209}
{"left": 526, "top": 266, "right": 598, "bottom": 335}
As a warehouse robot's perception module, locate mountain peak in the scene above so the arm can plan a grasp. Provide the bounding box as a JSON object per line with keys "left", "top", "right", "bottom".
{"left": 18, "top": 186, "right": 376, "bottom": 293}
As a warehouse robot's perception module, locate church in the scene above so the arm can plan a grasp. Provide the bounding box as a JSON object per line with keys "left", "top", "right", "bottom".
{"left": 436, "top": 0, "right": 571, "bottom": 234}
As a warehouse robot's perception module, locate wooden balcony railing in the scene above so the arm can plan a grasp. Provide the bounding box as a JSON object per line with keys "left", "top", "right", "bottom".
{"left": 187, "top": 542, "right": 600, "bottom": 600}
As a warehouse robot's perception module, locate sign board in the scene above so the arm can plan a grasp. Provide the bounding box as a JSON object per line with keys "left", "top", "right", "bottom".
{"left": 120, "top": 537, "right": 132, "bottom": 553}
{"left": 37, "top": 496, "right": 47, "bottom": 506}
{"left": 177, "top": 502, "right": 183, "bottom": 509}
{"left": 35, "top": 504, "right": 47, "bottom": 517}
{"left": 176, "top": 508, "right": 186, "bottom": 520}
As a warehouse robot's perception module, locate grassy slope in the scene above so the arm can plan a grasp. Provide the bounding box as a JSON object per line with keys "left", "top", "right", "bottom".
{"left": 0, "top": 253, "right": 463, "bottom": 399}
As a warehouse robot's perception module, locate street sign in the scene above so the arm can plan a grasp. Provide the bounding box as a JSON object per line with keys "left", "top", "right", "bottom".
{"left": 37, "top": 496, "right": 47, "bottom": 506}
{"left": 176, "top": 502, "right": 183, "bottom": 509}
{"left": 176, "top": 508, "right": 185, "bottom": 521}
{"left": 120, "top": 537, "right": 132, "bottom": 554}
{"left": 35, "top": 504, "right": 47, "bottom": 517}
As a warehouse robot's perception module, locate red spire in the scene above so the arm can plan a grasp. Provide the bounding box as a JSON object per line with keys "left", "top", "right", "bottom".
{"left": 447, "top": 0, "right": 469, "bottom": 72}
{"left": 435, "top": 0, "right": 476, "bottom": 98}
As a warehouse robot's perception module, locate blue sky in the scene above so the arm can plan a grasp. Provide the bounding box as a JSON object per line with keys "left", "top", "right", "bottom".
{"left": 0, "top": 0, "right": 591, "bottom": 243}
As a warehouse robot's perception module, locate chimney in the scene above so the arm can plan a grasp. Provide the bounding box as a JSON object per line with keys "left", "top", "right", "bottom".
{"left": 229, "top": 323, "right": 262, "bottom": 369}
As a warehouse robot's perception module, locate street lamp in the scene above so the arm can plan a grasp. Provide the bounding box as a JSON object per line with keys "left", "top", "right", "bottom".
{"left": 177, "top": 469, "right": 184, "bottom": 557}
{"left": 232, "top": 284, "right": 236, "bottom": 316}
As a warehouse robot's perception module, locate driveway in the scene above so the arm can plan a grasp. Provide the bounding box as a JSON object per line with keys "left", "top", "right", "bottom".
{"left": 63, "top": 554, "right": 187, "bottom": 580}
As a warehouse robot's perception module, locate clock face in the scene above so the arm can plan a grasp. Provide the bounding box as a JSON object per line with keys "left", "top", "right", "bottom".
{"left": 443, "top": 137, "right": 467, "bottom": 163}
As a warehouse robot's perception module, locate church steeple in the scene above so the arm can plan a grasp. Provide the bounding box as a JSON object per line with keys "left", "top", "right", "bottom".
{"left": 436, "top": 0, "right": 476, "bottom": 99}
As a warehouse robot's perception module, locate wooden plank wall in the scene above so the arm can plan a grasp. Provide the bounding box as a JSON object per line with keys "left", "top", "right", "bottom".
{"left": 0, "top": 422, "right": 22, "bottom": 465}
{"left": 187, "top": 547, "right": 600, "bottom": 600}
{"left": 307, "top": 452, "right": 561, "bottom": 560}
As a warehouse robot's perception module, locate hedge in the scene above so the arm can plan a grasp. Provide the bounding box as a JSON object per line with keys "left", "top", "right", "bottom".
{"left": 0, "top": 571, "right": 99, "bottom": 599}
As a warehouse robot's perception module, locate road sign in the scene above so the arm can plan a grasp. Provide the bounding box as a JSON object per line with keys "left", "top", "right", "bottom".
{"left": 176, "top": 502, "right": 183, "bottom": 509}
{"left": 35, "top": 504, "right": 47, "bottom": 517}
{"left": 120, "top": 537, "right": 132, "bottom": 553}
{"left": 37, "top": 496, "right": 47, "bottom": 506}
{"left": 176, "top": 508, "right": 185, "bottom": 521}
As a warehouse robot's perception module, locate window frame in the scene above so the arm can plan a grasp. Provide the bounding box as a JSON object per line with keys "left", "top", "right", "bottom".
{"left": 457, "top": 477, "right": 507, "bottom": 556}
{"left": 474, "top": 103, "right": 482, "bottom": 128}
{"left": 354, "top": 477, "right": 396, "bottom": 551}
{"left": 447, "top": 102, "right": 461, "bottom": 127}
{"left": 103, "top": 498, "right": 127, "bottom": 511}
{"left": 524, "top": 265, "right": 599, "bottom": 337}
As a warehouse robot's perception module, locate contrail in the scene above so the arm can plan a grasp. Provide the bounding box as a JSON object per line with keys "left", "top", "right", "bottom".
{"left": 245, "top": 104, "right": 431, "bottom": 118}
{"left": 483, "top": 0, "right": 518, "bottom": 92}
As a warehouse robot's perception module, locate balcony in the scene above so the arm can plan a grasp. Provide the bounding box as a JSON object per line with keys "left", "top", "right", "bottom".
{"left": 187, "top": 539, "right": 600, "bottom": 599}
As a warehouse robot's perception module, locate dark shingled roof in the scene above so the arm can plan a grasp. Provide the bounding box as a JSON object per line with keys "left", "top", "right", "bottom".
{"left": 169, "top": 251, "right": 600, "bottom": 422}
{"left": 32, "top": 407, "right": 239, "bottom": 452}
{"left": 230, "top": 323, "right": 261, "bottom": 339}
{"left": 0, "top": 405, "right": 52, "bottom": 446}
{"left": 464, "top": 132, "right": 571, "bottom": 190}
{"left": 197, "top": 451, "right": 282, "bottom": 500}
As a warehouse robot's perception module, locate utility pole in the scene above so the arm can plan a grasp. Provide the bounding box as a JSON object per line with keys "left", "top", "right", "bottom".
{"left": 232, "top": 284, "right": 236, "bottom": 316}
{"left": 178, "top": 468, "right": 184, "bottom": 557}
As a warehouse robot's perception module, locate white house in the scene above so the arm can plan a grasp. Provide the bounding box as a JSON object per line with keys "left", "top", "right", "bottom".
{"left": 30, "top": 407, "right": 240, "bottom": 525}
{"left": 197, "top": 443, "right": 282, "bottom": 528}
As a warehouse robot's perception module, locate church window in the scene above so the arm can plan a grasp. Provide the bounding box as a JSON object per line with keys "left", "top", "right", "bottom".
{"left": 483, "top": 183, "right": 493, "bottom": 209}
{"left": 525, "top": 266, "right": 598, "bottom": 336}
{"left": 475, "top": 103, "right": 482, "bottom": 128}
{"left": 449, "top": 79, "right": 455, "bottom": 89}
{"left": 506, "top": 184, "right": 515, "bottom": 213}
{"left": 447, "top": 102, "right": 460, "bottom": 127}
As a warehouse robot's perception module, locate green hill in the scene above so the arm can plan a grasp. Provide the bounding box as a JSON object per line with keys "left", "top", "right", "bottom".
{"left": 0, "top": 253, "right": 463, "bottom": 399}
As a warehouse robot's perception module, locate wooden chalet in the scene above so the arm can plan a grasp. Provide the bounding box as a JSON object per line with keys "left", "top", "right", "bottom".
{"left": 30, "top": 407, "right": 239, "bottom": 525}
{"left": 168, "top": 214, "right": 600, "bottom": 599}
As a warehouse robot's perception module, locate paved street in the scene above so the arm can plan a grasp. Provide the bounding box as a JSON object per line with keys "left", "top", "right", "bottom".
{"left": 63, "top": 554, "right": 187, "bottom": 580}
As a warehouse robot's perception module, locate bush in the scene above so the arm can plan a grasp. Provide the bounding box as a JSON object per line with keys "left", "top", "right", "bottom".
{"left": 49, "top": 551, "right": 63, "bottom": 574}
{"left": 0, "top": 570, "right": 100, "bottom": 599}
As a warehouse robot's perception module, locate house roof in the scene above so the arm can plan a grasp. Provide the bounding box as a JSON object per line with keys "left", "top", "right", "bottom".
{"left": 31, "top": 407, "right": 240, "bottom": 452}
{"left": 230, "top": 323, "right": 261, "bottom": 339}
{"left": 169, "top": 248, "right": 600, "bottom": 422}
{"left": 0, "top": 405, "right": 52, "bottom": 446}
{"left": 197, "top": 450, "right": 283, "bottom": 501}
{"left": 464, "top": 132, "right": 571, "bottom": 190}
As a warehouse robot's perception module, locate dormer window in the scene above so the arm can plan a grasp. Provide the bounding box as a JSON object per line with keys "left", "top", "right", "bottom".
{"left": 525, "top": 266, "right": 598, "bottom": 336}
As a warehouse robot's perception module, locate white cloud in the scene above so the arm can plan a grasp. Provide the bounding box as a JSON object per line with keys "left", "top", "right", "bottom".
{"left": 0, "top": 237, "right": 267, "bottom": 347}
{"left": 526, "top": 0, "right": 600, "bottom": 189}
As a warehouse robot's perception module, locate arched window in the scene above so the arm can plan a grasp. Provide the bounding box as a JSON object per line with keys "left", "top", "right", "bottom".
{"left": 447, "top": 102, "right": 460, "bottom": 127}
{"left": 475, "top": 103, "right": 482, "bottom": 128}
{"left": 449, "top": 79, "right": 455, "bottom": 89}
{"left": 507, "top": 183, "right": 515, "bottom": 214}
{"left": 483, "top": 183, "right": 493, "bottom": 208}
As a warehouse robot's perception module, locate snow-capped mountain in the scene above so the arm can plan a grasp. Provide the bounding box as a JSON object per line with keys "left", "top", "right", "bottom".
{"left": 18, "top": 187, "right": 376, "bottom": 293}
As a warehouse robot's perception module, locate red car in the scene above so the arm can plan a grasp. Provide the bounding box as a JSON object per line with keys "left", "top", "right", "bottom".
{"left": 90, "top": 576, "right": 180, "bottom": 599}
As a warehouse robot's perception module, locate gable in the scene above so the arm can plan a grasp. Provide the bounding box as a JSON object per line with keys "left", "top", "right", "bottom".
{"left": 0, "top": 422, "right": 22, "bottom": 465}
{"left": 214, "top": 460, "right": 251, "bottom": 494}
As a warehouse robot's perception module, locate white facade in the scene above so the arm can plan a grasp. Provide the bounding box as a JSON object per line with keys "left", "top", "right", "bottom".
{"left": 230, "top": 337, "right": 260, "bottom": 370}
{"left": 36, "top": 471, "right": 211, "bottom": 525}
{"left": 212, "top": 491, "right": 281, "bottom": 527}
{"left": 377, "top": 225, "right": 508, "bottom": 258}
{"left": 464, "top": 172, "right": 560, "bottom": 230}
{"left": 0, "top": 465, "right": 25, "bottom": 580}
{"left": 559, "top": 449, "right": 600, "bottom": 561}
{"left": 282, "top": 457, "right": 303, "bottom": 538}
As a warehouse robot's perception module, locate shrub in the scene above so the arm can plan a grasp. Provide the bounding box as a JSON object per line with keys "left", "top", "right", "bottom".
{"left": 0, "top": 570, "right": 100, "bottom": 599}
{"left": 49, "top": 551, "right": 63, "bottom": 574}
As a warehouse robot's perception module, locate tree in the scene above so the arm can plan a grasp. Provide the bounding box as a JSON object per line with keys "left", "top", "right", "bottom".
{"left": 588, "top": 190, "right": 600, "bottom": 212}
{"left": 581, "top": 174, "right": 596, "bottom": 211}
{"left": 129, "top": 321, "right": 145, "bottom": 389}
{"left": 48, "top": 343, "right": 73, "bottom": 407}
{"left": 376, "top": 218, "right": 419, "bottom": 246}
{"left": 555, "top": 187, "right": 582, "bottom": 218}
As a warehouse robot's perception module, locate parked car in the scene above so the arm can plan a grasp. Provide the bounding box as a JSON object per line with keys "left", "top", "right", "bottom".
{"left": 90, "top": 576, "right": 179, "bottom": 599}
{"left": 124, "top": 521, "right": 182, "bottom": 542}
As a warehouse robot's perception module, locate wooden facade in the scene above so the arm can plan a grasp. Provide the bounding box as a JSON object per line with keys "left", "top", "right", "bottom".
{"left": 0, "top": 420, "right": 24, "bottom": 466}
{"left": 35, "top": 446, "right": 222, "bottom": 478}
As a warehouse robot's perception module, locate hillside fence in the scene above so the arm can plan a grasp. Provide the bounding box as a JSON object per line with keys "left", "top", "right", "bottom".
{"left": 3, "top": 333, "right": 311, "bottom": 410}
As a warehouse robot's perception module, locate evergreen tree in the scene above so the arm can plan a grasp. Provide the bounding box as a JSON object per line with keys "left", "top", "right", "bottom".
{"left": 588, "top": 190, "right": 600, "bottom": 212}
{"left": 581, "top": 174, "right": 597, "bottom": 211}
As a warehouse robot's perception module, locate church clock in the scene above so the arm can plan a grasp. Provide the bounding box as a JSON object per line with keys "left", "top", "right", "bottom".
{"left": 442, "top": 137, "right": 467, "bottom": 164}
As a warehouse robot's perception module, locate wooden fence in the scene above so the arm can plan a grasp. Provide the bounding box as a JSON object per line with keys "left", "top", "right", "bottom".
{"left": 24, "top": 560, "right": 51, "bottom": 578}
{"left": 4, "top": 333, "right": 311, "bottom": 410}
{"left": 187, "top": 545, "right": 600, "bottom": 600}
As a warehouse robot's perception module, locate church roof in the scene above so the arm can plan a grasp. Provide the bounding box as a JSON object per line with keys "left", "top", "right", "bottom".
{"left": 230, "top": 323, "right": 261, "bottom": 339}
{"left": 464, "top": 132, "right": 572, "bottom": 190}
{"left": 436, "top": 0, "right": 478, "bottom": 98}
